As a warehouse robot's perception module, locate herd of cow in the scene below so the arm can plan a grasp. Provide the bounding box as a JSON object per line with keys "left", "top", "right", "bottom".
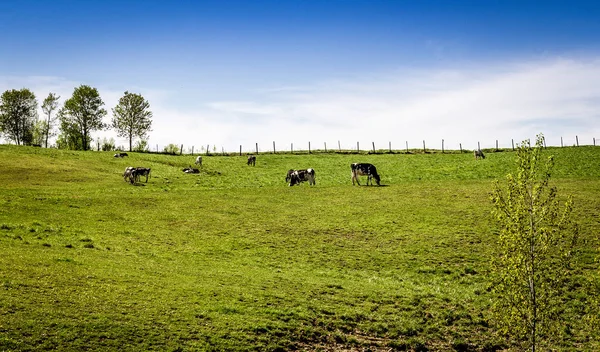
{"left": 118, "top": 149, "right": 486, "bottom": 186}
{"left": 117, "top": 153, "right": 382, "bottom": 186}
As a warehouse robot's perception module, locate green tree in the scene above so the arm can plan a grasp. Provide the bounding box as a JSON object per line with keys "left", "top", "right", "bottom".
{"left": 490, "top": 134, "right": 578, "bottom": 351}
{"left": 0, "top": 88, "right": 38, "bottom": 145}
{"left": 41, "top": 92, "right": 60, "bottom": 148}
{"left": 111, "top": 91, "right": 153, "bottom": 152}
{"left": 31, "top": 119, "right": 47, "bottom": 146}
{"left": 59, "top": 85, "right": 106, "bottom": 150}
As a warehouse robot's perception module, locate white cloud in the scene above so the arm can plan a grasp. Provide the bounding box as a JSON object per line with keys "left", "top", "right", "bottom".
{"left": 2, "top": 57, "right": 600, "bottom": 150}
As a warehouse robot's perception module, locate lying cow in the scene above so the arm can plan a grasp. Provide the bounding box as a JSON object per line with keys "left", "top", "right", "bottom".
{"left": 247, "top": 155, "right": 256, "bottom": 166}
{"left": 195, "top": 156, "right": 203, "bottom": 166}
{"left": 474, "top": 149, "right": 486, "bottom": 160}
{"left": 114, "top": 152, "right": 128, "bottom": 158}
{"left": 351, "top": 163, "right": 381, "bottom": 186}
{"left": 183, "top": 166, "right": 200, "bottom": 174}
{"left": 287, "top": 168, "right": 316, "bottom": 186}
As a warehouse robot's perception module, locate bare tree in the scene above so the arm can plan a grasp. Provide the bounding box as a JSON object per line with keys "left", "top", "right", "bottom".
{"left": 41, "top": 93, "right": 60, "bottom": 147}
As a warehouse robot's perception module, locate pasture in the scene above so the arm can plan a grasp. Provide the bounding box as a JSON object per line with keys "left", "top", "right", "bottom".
{"left": 0, "top": 145, "right": 598, "bottom": 351}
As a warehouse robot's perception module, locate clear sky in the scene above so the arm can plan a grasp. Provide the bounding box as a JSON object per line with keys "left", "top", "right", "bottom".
{"left": 1, "top": 0, "right": 599, "bottom": 151}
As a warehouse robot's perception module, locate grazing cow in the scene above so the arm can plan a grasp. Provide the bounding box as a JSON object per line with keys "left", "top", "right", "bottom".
{"left": 474, "top": 149, "right": 486, "bottom": 160}
{"left": 288, "top": 168, "right": 316, "bottom": 186}
{"left": 285, "top": 169, "right": 295, "bottom": 183}
{"left": 247, "top": 155, "right": 256, "bottom": 166}
{"left": 351, "top": 163, "right": 381, "bottom": 186}
{"left": 132, "top": 167, "right": 151, "bottom": 183}
{"left": 195, "top": 156, "right": 203, "bottom": 166}
{"left": 183, "top": 166, "right": 200, "bottom": 174}
{"left": 114, "top": 152, "right": 128, "bottom": 158}
{"left": 123, "top": 166, "right": 135, "bottom": 182}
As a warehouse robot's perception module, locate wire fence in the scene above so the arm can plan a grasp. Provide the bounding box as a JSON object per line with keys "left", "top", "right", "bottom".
{"left": 125, "top": 135, "right": 599, "bottom": 156}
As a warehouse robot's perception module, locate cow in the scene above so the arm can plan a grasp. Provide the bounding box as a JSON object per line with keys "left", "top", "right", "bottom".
{"left": 287, "top": 168, "right": 316, "bottom": 186}
{"left": 123, "top": 166, "right": 135, "bottom": 182}
{"left": 183, "top": 166, "right": 200, "bottom": 174}
{"left": 195, "top": 156, "right": 203, "bottom": 166}
{"left": 132, "top": 167, "right": 151, "bottom": 183}
{"left": 351, "top": 163, "right": 381, "bottom": 186}
{"left": 247, "top": 155, "right": 256, "bottom": 166}
{"left": 474, "top": 149, "right": 486, "bottom": 160}
{"left": 114, "top": 152, "right": 128, "bottom": 158}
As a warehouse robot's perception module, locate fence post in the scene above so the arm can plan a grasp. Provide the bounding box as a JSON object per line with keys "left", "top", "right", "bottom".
{"left": 357, "top": 141, "right": 359, "bottom": 153}
{"left": 406, "top": 141, "right": 409, "bottom": 153}
{"left": 561, "top": 137, "right": 563, "bottom": 147}
{"left": 156, "top": 144, "right": 159, "bottom": 153}
{"left": 180, "top": 144, "right": 183, "bottom": 155}
{"left": 576, "top": 135, "right": 579, "bottom": 146}
{"left": 239, "top": 145, "right": 242, "bottom": 156}
{"left": 460, "top": 143, "right": 462, "bottom": 153}
{"left": 478, "top": 141, "right": 481, "bottom": 151}
{"left": 273, "top": 141, "right": 276, "bottom": 154}
{"left": 594, "top": 137, "right": 596, "bottom": 146}
{"left": 338, "top": 140, "right": 341, "bottom": 152}
{"left": 291, "top": 143, "right": 293, "bottom": 153}
{"left": 191, "top": 146, "right": 194, "bottom": 155}
{"left": 324, "top": 142, "right": 327, "bottom": 152}
{"left": 372, "top": 142, "right": 375, "bottom": 153}
{"left": 423, "top": 140, "right": 426, "bottom": 153}
{"left": 495, "top": 140, "right": 498, "bottom": 151}
{"left": 543, "top": 136, "right": 546, "bottom": 149}
{"left": 442, "top": 139, "right": 444, "bottom": 153}
{"left": 512, "top": 139, "right": 514, "bottom": 151}
{"left": 207, "top": 144, "right": 210, "bottom": 155}
{"left": 256, "top": 143, "right": 259, "bottom": 154}
{"left": 389, "top": 141, "right": 392, "bottom": 153}
{"left": 308, "top": 141, "right": 311, "bottom": 154}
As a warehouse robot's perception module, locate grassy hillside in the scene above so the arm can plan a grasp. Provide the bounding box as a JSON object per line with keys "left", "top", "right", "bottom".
{"left": 0, "top": 145, "right": 598, "bottom": 351}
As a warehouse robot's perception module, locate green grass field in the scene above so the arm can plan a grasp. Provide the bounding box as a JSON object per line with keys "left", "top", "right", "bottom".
{"left": 1, "top": 145, "right": 598, "bottom": 351}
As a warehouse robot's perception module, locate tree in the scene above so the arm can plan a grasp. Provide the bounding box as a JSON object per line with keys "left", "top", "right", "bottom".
{"left": 59, "top": 85, "right": 106, "bottom": 150}
{"left": 0, "top": 88, "right": 38, "bottom": 145}
{"left": 490, "top": 134, "right": 578, "bottom": 351}
{"left": 31, "top": 119, "right": 47, "bottom": 146}
{"left": 111, "top": 91, "right": 152, "bottom": 152}
{"left": 41, "top": 93, "right": 60, "bottom": 148}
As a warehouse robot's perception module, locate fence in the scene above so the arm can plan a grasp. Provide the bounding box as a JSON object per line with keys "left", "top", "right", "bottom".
{"left": 124, "top": 135, "right": 599, "bottom": 156}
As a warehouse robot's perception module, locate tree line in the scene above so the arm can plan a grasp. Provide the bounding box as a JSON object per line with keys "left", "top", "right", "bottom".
{"left": 0, "top": 85, "right": 153, "bottom": 152}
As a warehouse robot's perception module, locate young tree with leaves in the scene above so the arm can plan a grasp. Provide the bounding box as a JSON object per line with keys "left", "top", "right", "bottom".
{"left": 0, "top": 88, "right": 38, "bottom": 145}
{"left": 490, "top": 134, "right": 578, "bottom": 351}
{"left": 58, "top": 85, "right": 106, "bottom": 150}
{"left": 111, "top": 91, "right": 153, "bottom": 152}
{"left": 41, "top": 92, "right": 60, "bottom": 148}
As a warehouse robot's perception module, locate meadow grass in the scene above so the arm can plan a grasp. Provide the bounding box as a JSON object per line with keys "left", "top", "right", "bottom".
{"left": 0, "top": 145, "right": 598, "bottom": 351}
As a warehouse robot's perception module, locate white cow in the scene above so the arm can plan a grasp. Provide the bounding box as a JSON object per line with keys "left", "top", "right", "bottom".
{"left": 195, "top": 156, "right": 203, "bottom": 166}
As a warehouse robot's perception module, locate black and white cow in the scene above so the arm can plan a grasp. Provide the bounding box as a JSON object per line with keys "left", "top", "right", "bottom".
{"left": 287, "top": 168, "right": 316, "bottom": 186}
{"left": 132, "top": 167, "right": 151, "bottom": 183}
{"left": 474, "top": 149, "right": 486, "bottom": 160}
{"left": 195, "top": 156, "right": 203, "bottom": 166}
{"left": 123, "top": 166, "right": 135, "bottom": 182}
{"left": 247, "top": 155, "right": 256, "bottom": 166}
{"left": 183, "top": 166, "right": 200, "bottom": 174}
{"left": 114, "top": 152, "right": 128, "bottom": 158}
{"left": 351, "top": 163, "right": 381, "bottom": 186}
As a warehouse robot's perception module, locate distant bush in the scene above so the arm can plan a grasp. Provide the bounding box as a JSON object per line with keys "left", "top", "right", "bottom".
{"left": 163, "top": 143, "right": 179, "bottom": 155}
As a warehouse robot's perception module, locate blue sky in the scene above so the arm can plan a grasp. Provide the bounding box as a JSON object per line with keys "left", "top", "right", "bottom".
{"left": 1, "top": 0, "right": 600, "bottom": 151}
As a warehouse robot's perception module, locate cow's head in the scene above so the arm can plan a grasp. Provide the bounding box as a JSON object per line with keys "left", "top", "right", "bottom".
{"left": 373, "top": 174, "right": 381, "bottom": 186}
{"left": 285, "top": 169, "right": 294, "bottom": 182}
